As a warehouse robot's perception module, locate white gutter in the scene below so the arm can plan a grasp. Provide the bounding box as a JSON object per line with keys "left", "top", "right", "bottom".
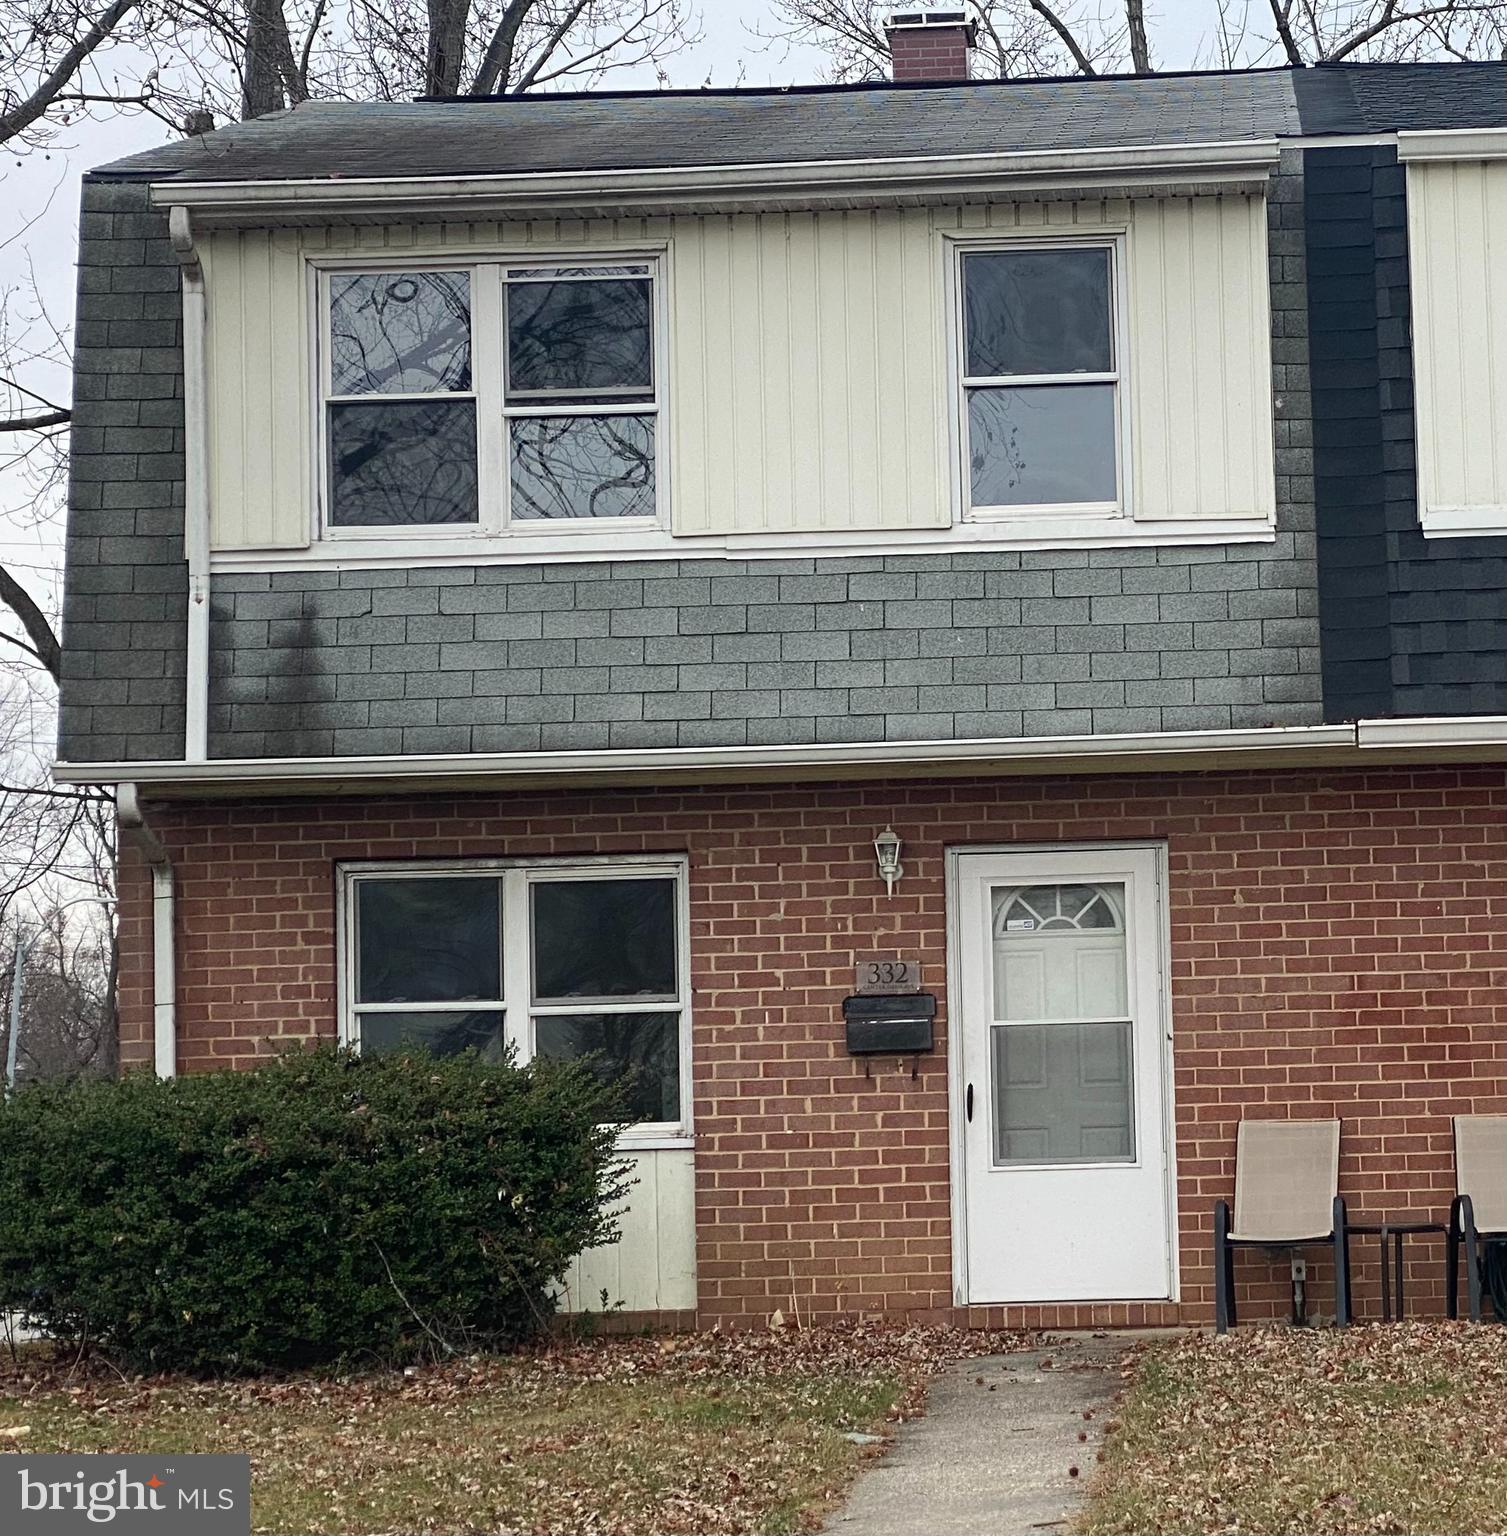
{"left": 54, "top": 717, "right": 1507, "bottom": 799}
{"left": 168, "top": 206, "right": 210, "bottom": 764}
{"left": 147, "top": 139, "right": 1281, "bottom": 223}
{"left": 1355, "top": 714, "right": 1507, "bottom": 750}
{"left": 56, "top": 722, "right": 1359, "bottom": 794}
{"left": 1396, "top": 129, "right": 1507, "bottom": 163}
{"left": 115, "top": 784, "right": 177, "bottom": 1078}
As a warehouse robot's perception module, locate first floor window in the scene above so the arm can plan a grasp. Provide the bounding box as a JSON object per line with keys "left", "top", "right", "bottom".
{"left": 344, "top": 859, "right": 687, "bottom": 1133}
{"left": 959, "top": 241, "right": 1121, "bottom": 515}
{"left": 320, "top": 259, "right": 661, "bottom": 536}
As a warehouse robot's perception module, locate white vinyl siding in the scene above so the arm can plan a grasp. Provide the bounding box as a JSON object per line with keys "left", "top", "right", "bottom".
{"left": 200, "top": 228, "right": 312, "bottom": 549}
{"left": 1404, "top": 154, "right": 1507, "bottom": 535}
{"left": 200, "top": 195, "right": 1274, "bottom": 553}
{"left": 559, "top": 1147, "right": 697, "bottom": 1314}
{"left": 670, "top": 208, "right": 949, "bottom": 536}
{"left": 1123, "top": 195, "right": 1274, "bottom": 524}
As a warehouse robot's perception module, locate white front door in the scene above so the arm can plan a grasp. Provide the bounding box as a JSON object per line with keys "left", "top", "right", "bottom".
{"left": 952, "top": 845, "right": 1174, "bottom": 1304}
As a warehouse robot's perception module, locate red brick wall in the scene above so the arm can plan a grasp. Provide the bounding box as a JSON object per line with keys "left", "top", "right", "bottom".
{"left": 887, "top": 25, "right": 972, "bottom": 82}
{"left": 116, "top": 764, "right": 1507, "bottom": 1329}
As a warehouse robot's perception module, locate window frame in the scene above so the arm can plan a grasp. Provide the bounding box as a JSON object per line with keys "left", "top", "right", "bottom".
{"left": 311, "top": 251, "right": 668, "bottom": 545}
{"left": 947, "top": 232, "right": 1132, "bottom": 525}
{"left": 336, "top": 853, "right": 693, "bottom": 1149}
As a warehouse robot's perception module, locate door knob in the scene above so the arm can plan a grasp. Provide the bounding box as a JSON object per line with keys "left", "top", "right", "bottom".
{"left": 966, "top": 1083, "right": 974, "bottom": 1122}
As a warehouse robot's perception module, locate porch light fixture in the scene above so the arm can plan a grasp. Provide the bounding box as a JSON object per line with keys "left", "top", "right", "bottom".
{"left": 874, "top": 828, "right": 904, "bottom": 895}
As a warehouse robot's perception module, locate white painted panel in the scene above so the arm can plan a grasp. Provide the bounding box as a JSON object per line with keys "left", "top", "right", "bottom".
{"left": 203, "top": 227, "right": 311, "bottom": 550}
{"left": 1408, "top": 158, "right": 1507, "bottom": 527}
{"left": 205, "top": 211, "right": 953, "bottom": 549}
{"left": 1125, "top": 195, "right": 1275, "bottom": 523}
{"left": 560, "top": 1148, "right": 697, "bottom": 1315}
{"left": 203, "top": 198, "right": 1268, "bottom": 550}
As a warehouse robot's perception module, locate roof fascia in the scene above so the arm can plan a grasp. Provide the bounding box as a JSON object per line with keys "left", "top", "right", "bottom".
{"left": 54, "top": 724, "right": 1360, "bottom": 800}
{"left": 146, "top": 138, "right": 1281, "bottom": 225}
{"left": 1396, "top": 128, "right": 1507, "bottom": 163}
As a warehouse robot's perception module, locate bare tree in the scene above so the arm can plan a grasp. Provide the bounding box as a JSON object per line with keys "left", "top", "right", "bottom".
{"left": 169, "top": 0, "right": 698, "bottom": 122}
{"left": 772, "top": 0, "right": 1507, "bottom": 78}
{"left": 1, "top": 900, "right": 116, "bottom": 1084}
{"left": 0, "top": 0, "right": 701, "bottom": 1082}
{"left": 765, "top": 0, "right": 1128, "bottom": 78}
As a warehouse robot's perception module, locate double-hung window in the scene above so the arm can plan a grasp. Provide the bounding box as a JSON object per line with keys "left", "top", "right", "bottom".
{"left": 342, "top": 857, "right": 689, "bottom": 1139}
{"left": 958, "top": 241, "right": 1123, "bottom": 517}
{"left": 320, "top": 259, "right": 661, "bottom": 536}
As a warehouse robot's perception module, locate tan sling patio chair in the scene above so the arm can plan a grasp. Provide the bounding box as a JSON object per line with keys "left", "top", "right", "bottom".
{"left": 1213, "top": 1118, "right": 1350, "bottom": 1332}
{"left": 1446, "top": 1114, "right": 1507, "bottom": 1322}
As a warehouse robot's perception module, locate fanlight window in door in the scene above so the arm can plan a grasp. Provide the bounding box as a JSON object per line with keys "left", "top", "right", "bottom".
{"left": 989, "top": 882, "right": 1135, "bottom": 1167}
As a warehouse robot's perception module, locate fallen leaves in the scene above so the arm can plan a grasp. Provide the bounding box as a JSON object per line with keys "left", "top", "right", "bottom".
{"left": 1080, "top": 1323, "right": 1507, "bottom": 1536}
{"left": 0, "top": 1320, "right": 1033, "bottom": 1535}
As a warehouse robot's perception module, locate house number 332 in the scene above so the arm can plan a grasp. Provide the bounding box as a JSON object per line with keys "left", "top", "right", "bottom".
{"left": 855, "top": 957, "right": 920, "bottom": 994}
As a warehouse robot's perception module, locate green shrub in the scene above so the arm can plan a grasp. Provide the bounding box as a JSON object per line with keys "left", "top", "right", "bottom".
{"left": 0, "top": 1045, "right": 629, "bottom": 1373}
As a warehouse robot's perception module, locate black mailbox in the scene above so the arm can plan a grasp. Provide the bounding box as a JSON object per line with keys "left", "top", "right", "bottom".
{"left": 843, "top": 993, "right": 937, "bottom": 1055}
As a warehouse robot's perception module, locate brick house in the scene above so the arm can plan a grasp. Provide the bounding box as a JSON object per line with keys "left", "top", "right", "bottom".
{"left": 55, "top": 16, "right": 1507, "bottom": 1330}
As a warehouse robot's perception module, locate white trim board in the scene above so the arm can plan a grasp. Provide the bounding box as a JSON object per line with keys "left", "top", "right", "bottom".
{"left": 1397, "top": 129, "right": 1507, "bottom": 163}
{"left": 207, "top": 514, "right": 1278, "bottom": 573}
{"left": 1420, "top": 506, "right": 1507, "bottom": 539}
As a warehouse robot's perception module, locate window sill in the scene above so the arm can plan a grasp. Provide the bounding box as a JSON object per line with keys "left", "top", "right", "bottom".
{"left": 211, "top": 513, "right": 1276, "bottom": 573}
{"left": 613, "top": 1130, "right": 693, "bottom": 1153}
{"left": 1420, "top": 506, "right": 1507, "bottom": 539}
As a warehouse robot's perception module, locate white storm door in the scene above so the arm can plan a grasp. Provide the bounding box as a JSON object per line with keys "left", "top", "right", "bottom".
{"left": 953, "top": 846, "right": 1173, "bottom": 1304}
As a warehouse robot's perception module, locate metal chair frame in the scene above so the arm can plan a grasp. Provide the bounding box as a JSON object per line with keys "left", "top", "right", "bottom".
{"left": 1214, "top": 1193, "right": 1351, "bottom": 1333}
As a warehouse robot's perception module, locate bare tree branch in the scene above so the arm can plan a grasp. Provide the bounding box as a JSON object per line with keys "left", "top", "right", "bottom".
{"left": 0, "top": 409, "right": 70, "bottom": 433}
{"left": 514, "top": 0, "right": 593, "bottom": 90}
{"left": 1267, "top": 0, "right": 1311, "bottom": 60}
{"left": 1125, "top": 0, "right": 1151, "bottom": 69}
{"left": 0, "top": 568, "right": 60, "bottom": 684}
{"left": 0, "top": 0, "right": 142, "bottom": 147}
{"left": 1023, "top": 0, "right": 1098, "bottom": 72}
{"left": 472, "top": 0, "right": 546, "bottom": 94}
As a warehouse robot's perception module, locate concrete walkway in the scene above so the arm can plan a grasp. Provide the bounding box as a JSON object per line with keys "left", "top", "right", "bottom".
{"left": 825, "top": 1335, "right": 1125, "bottom": 1536}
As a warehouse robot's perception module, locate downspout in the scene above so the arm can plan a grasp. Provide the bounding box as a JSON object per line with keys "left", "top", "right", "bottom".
{"left": 116, "top": 784, "right": 177, "bottom": 1078}
{"left": 169, "top": 206, "right": 210, "bottom": 764}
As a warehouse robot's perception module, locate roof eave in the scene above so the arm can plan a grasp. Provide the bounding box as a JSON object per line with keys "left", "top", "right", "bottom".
{"left": 146, "top": 138, "right": 1282, "bottom": 225}
{"left": 1396, "top": 126, "right": 1507, "bottom": 162}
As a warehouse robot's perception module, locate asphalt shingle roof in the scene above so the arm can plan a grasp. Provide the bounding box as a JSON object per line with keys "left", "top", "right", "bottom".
{"left": 93, "top": 61, "right": 1507, "bottom": 184}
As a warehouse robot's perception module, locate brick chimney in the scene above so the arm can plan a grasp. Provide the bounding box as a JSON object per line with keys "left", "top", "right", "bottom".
{"left": 884, "top": 7, "right": 978, "bottom": 82}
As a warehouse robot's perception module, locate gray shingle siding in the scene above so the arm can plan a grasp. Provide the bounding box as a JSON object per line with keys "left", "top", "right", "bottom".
{"left": 58, "top": 179, "right": 187, "bottom": 763}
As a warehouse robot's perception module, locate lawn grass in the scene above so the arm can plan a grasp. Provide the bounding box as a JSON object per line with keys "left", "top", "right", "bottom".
{"left": 1080, "top": 1322, "right": 1507, "bottom": 1536}
{"left": 0, "top": 1323, "right": 1027, "bottom": 1535}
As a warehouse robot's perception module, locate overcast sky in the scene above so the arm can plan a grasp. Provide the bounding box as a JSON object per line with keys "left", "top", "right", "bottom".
{"left": 0, "top": 0, "right": 1218, "bottom": 609}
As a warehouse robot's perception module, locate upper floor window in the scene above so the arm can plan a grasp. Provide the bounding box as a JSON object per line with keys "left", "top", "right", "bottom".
{"left": 959, "top": 241, "right": 1122, "bottom": 518}
{"left": 321, "top": 259, "right": 660, "bottom": 536}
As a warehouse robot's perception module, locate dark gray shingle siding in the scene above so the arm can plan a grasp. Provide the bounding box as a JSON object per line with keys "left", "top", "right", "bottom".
{"left": 1307, "top": 147, "right": 1507, "bottom": 722}
{"left": 207, "top": 542, "right": 1323, "bottom": 758}
{"left": 58, "top": 180, "right": 187, "bottom": 763}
